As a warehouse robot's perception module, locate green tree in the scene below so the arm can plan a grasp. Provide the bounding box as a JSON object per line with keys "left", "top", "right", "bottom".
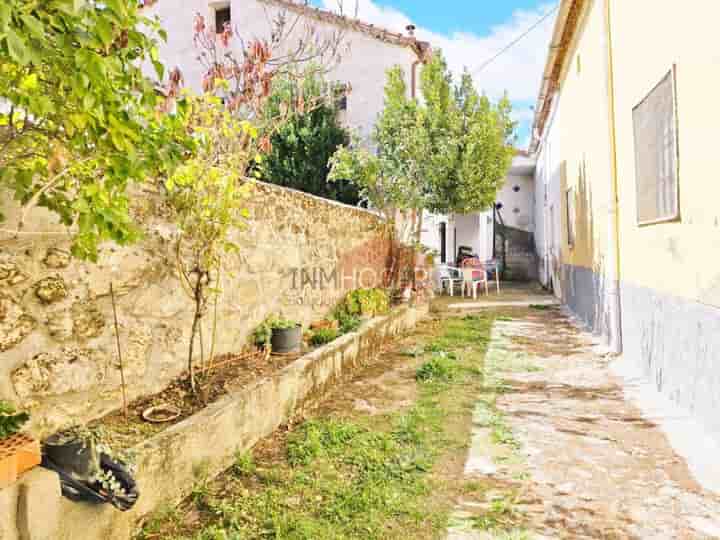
{"left": 0, "top": 0, "right": 192, "bottom": 260}
{"left": 329, "top": 66, "right": 427, "bottom": 224}
{"left": 165, "top": 93, "right": 256, "bottom": 393}
{"left": 422, "top": 55, "right": 516, "bottom": 215}
{"left": 330, "top": 51, "right": 515, "bottom": 242}
{"left": 259, "top": 75, "right": 356, "bottom": 204}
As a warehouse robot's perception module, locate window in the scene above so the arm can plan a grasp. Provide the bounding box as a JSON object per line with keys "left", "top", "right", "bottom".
{"left": 632, "top": 68, "right": 680, "bottom": 225}
{"left": 334, "top": 83, "right": 350, "bottom": 111}
{"left": 566, "top": 187, "right": 576, "bottom": 247}
{"left": 215, "top": 6, "right": 231, "bottom": 33}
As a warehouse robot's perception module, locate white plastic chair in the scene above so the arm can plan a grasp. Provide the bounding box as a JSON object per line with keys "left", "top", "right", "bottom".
{"left": 437, "top": 264, "right": 463, "bottom": 296}
{"left": 461, "top": 267, "right": 489, "bottom": 299}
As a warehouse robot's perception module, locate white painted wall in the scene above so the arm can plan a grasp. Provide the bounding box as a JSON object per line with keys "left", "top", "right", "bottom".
{"left": 534, "top": 95, "right": 563, "bottom": 293}
{"left": 448, "top": 155, "right": 537, "bottom": 264}
{"left": 142, "top": 0, "right": 420, "bottom": 140}
{"left": 497, "top": 173, "right": 534, "bottom": 232}
{"left": 454, "top": 213, "right": 482, "bottom": 259}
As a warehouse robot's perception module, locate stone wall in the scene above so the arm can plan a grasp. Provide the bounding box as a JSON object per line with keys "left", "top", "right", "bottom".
{"left": 0, "top": 181, "right": 392, "bottom": 437}
{"left": 0, "top": 304, "right": 428, "bottom": 540}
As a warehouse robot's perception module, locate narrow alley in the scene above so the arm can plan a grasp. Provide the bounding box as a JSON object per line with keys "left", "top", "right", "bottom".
{"left": 448, "top": 291, "right": 720, "bottom": 539}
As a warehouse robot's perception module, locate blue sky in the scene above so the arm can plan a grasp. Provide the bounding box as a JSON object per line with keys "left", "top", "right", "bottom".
{"left": 365, "top": 0, "right": 552, "bottom": 36}
{"left": 313, "top": 0, "right": 558, "bottom": 148}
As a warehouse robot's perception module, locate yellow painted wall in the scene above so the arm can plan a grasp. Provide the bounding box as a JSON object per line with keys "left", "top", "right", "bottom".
{"left": 547, "top": 0, "right": 614, "bottom": 277}
{"left": 610, "top": 0, "right": 720, "bottom": 306}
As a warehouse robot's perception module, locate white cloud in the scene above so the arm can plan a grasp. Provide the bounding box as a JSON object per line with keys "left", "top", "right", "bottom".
{"left": 324, "top": 0, "right": 556, "bottom": 103}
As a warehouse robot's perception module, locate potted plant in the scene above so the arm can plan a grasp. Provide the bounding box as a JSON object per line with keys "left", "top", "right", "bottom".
{"left": 0, "top": 401, "right": 39, "bottom": 489}
{"left": 42, "top": 425, "right": 139, "bottom": 511}
{"left": 270, "top": 317, "right": 302, "bottom": 354}
{"left": 254, "top": 315, "right": 302, "bottom": 354}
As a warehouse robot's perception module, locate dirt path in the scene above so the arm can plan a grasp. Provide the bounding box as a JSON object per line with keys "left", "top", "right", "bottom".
{"left": 450, "top": 305, "right": 720, "bottom": 540}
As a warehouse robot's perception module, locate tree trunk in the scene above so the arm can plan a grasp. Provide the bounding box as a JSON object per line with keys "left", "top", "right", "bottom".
{"left": 413, "top": 210, "right": 424, "bottom": 288}
{"left": 187, "top": 270, "right": 203, "bottom": 395}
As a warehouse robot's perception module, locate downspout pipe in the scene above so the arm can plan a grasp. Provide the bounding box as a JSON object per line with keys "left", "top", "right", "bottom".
{"left": 604, "top": 0, "right": 623, "bottom": 354}
{"left": 411, "top": 59, "right": 420, "bottom": 99}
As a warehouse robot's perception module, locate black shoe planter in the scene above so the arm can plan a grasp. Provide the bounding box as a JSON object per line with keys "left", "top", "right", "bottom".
{"left": 43, "top": 434, "right": 95, "bottom": 480}
{"left": 271, "top": 324, "right": 302, "bottom": 353}
{"left": 42, "top": 435, "right": 139, "bottom": 511}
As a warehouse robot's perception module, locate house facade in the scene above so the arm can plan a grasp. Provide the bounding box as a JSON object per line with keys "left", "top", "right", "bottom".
{"left": 532, "top": 0, "right": 720, "bottom": 438}
{"left": 423, "top": 154, "right": 537, "bottom": 280}
{"left": 141, "top": 0, "right": 429, "bottom": 140}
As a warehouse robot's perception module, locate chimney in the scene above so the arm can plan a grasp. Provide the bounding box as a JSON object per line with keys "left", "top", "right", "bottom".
{"left": 406, "top": 24, "right": 416, "bottom": 37}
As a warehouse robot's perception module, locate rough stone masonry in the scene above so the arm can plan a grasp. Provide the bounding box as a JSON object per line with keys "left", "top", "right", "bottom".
{"left": 0, "top": 181, "right": 393, "bottom": 437}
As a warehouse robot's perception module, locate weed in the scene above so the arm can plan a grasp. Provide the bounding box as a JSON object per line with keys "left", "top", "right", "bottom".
{"left": 416, "top": 353, "right": 457, "bottom": 383}
{"left": 529, "top": 304, "right": 550, "bottom": 311}
{"left": 232, "top": 451, "right": 256, "bottom": 476}
{"left": 310, "top": 327, "right": 340, "bottom": 346}
{"left": 471, "top": 492, "right": 524, "bottom": 533}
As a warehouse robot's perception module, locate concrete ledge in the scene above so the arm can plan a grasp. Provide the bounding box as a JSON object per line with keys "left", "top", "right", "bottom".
{"left": 1, "top": 303, "right": 427, "bottom": 540}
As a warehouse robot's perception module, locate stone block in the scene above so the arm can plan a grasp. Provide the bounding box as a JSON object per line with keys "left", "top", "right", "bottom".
{"left": 0, "top": 482, "right": 20, "bottom": 540}
{"left": 17, "top": 468, "right": 61, "bottom": 540}
{"left": 0, "top": 295, "right": 36, "bottom": 352}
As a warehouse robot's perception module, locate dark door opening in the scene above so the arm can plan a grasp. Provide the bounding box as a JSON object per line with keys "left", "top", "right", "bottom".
{"left": 439, "top": 222, "right": 447, "bottom": 263}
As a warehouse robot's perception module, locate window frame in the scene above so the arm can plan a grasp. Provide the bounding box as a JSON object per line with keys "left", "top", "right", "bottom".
{"left": 213, "top": 4, "right": 231, "bottom": 34}
{"left": 632, "top": 66, "right": 681, "bottom": 227}
{"left": 565, "top": 186, "right": 576, "bottom": 248}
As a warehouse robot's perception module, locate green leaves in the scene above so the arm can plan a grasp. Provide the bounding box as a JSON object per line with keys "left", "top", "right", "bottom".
{"left": 329, "top": 51, "right": 515, "bottom": 233}
{"left": 5, "top": 28, "right": 29, "bottom": 65}
{"left": 0, "top": 0, "right": 193, "bottom": 261}
{"left": 0, "top": 4, "right": 10, "bottom": 32}
{"left": 0, "top": 401, "right": 30, "bottom": 439}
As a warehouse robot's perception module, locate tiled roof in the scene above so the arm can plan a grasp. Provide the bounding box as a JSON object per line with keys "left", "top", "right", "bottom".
{"left": 257, "top": 0, "right": 431, "bottom": 59}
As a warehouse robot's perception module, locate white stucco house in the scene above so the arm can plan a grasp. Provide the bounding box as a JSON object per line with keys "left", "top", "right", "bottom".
{"left": 140, "top": 0, "right": 430, "bottom": 140}
{"left": 422, "top": 153, "right": 538, "bottom": 281}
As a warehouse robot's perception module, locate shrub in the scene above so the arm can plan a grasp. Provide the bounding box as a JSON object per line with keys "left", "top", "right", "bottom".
{"left": 334, "top": 309, "right": 362, "bottom": 334}
{"left": 310, "top": 328, "right": 340, "bottom": 346}
{"left": 343, "top": 288, "right": 390, "bottom": 318}
{"left": 0, "top": 401, "right": 29, "bottom": 439}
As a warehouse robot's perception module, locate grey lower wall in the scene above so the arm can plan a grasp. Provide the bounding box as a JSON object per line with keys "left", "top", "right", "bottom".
{"left": 560, "top": 263, "right": 609, "bottom": 337}
{"left": 559, "top": 262, "right": 720, "bottom": 441}
{"left": 621, "top": 281, "right": 720, "bottom": 439}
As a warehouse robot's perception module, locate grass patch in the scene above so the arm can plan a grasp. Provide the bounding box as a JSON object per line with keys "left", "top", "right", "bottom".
{"left": 471, "top": 492, "right": 524, "bottom": 532}
{"left": 415, "top": 352, "right": 457, "bottom": 383}
{"left": 529, "top": 304, "right": 550, "bottom": 311}
{"left": 136, "top": 315, "right": 496, "bottom": 540}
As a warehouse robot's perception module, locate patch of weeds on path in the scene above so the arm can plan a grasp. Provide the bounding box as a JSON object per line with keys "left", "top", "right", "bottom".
{"left": 471, "top": 492, "right": 525, "bottom": 533}
{"left": 416, "top": 352, "right": 457, "bottom": 382}
{"left": 136, "top": 314, "right": 495, "bottom": 540}
{"left": 529, "top": 304, "right": 551, "bottom": 311}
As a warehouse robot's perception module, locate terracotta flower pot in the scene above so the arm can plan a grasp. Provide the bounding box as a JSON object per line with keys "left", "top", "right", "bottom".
{"left": 0, "top": 433, "right": 41, "bottom": 489}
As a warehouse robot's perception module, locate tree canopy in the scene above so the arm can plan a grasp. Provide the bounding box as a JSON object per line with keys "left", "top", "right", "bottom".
{"left": 329, "top": 50, "right": 516, "bottom": 236}
{"left": 0, "top": 0, "right": 192, "bottom": 260}
{"left": 259, "top": 74, "right": 356, "bottom": 204}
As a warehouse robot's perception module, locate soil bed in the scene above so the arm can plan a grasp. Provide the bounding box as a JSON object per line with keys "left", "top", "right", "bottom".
{"left": 93, "top": 348, "right": 302, "bottom": 450}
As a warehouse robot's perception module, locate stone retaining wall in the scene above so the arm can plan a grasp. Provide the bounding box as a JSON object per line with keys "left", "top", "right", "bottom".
{"left": 0, "top": 303, "right": 427, "bottom": 540}
{"left": 0, "top": 182, "right": 392, "bottom": 436}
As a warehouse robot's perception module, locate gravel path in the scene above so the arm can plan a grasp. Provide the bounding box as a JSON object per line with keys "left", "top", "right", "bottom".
{"left": 450, "top": 305, "right": 720, "bottom": 540}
